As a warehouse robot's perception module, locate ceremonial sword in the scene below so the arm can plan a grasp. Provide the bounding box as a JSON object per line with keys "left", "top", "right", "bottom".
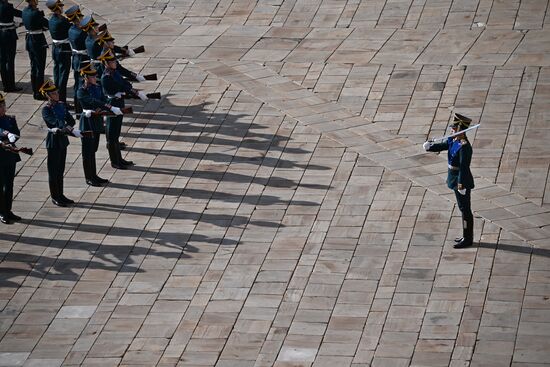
{"left": 429, "top": 124, "right": 480, "bottom": 142}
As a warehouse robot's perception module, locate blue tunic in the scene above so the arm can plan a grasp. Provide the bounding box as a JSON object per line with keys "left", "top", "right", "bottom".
{"left": 42, "top": 102, "right": 75, "bottom": 149}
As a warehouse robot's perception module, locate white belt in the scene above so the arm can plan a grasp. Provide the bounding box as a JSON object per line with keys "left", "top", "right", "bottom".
{"left": 26, "top": 30, "right": 44, "bottom": 35}
{"left": 448, "top": 165, "right": 459, "bottom": 171}
{"left": 52, "top": 38, "right": 70, "bottom": 44}
{"left": 72, "top": 48, "right": 87, "bottom": 55}
{"left": 91, "top": 59, "right": 102, "bottom": 64}
{"left": 0, "top": 22, "right": 15, "bottom": 26}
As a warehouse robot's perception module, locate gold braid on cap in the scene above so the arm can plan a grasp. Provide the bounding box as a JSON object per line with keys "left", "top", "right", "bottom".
{"left": 98, "top": 30, "right": 114, "bottom": 45}
{"left": 97, "top": 49, "right": 116, "bottom": 64}
{"left": 80, "top": 63, "right": 97, "bottom": 77}
{"left": 39, "top": 80, "right": 57, "bottom": 96}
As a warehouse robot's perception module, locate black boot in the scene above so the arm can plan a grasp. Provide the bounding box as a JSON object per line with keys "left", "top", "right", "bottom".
{"left": 58, "top": 177, "right": 74, "bottom": 205}
{"left": 454, "top": 217, "right": 473, "bottom": 249}
{"left": 0, "top": 196, "right": 11, "bottom": 224}
{"left": 49, "top": 180, "right": 66, "bottom": 207}
{"left": 83, "top": 159, "right": 102, "bottom": 186}
{"left": 108, "top": 143, "right": 126, "bottom": 170}
{"left": 92, "top": 160, "right": 108, "bottom": 184}
{"left": 117, "top": 142, "right": 134, "bottom": 166}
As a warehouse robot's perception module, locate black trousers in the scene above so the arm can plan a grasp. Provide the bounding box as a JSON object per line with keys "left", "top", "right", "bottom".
{"left": 52, "top": 45, "right": 71, "bottom": 102}
{"left": 106, "top": 115, "right": 122, "bottom": 144}
{"left": 26, "top": 36, "right": 47, "bottom": 94}
{"left": 47, "top": 146, "right": 66, "bottom": 198}
{"left": 71, "top": 54, "right": 86, "bottom": 113}
{"left": 81, "top": 133, "right": 100, "bottom": 159}
{"left": 454, "top": 189, "right": 473, "bottom": 241}
{"left": 0, "top": 29, "right": 17, "bottom": 91}
{"left": 0, "top": 163, "right": 16, "bottom": 215}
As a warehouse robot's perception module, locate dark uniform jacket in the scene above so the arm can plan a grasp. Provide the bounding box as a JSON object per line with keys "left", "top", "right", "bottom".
{"left": 48, "top": 13, "right": 71, "bottom": 49}
{"left": 0, "top": 114, "right": 21, "bottom": 164}
{"left": 428, "top": 137, "right": 475, "bottom": 190}
{"left": 0, "top": 1, "right": 22, "bottom": 38}
{"left": 101, "top": 68, "right": 133, "bottom": 108}
{"left": 77, "top": 83, "right": 109, "bottom": 132}
{"left": 22, "top": 5, "right": 48, "bottom": 49}
{"left": 68, "top": 24, "right": 87, "bottom": 53}
{"left": 42, "top": 102, "right": 75, "bottom": 149}
{"left": 85, "top": 34, "right": 101, "bottom": 60}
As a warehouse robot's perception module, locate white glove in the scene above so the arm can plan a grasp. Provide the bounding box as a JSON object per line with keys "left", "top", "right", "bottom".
{"left": 49, "top": 127, "right": 60, "bottom": 134}
{"left": 128, "top": 48, "right": 136, "bottom": 56}
{"left": 114, "top": 92, "right": 124, "bottom": 99}
{"left": 137, "top": 91, "right": 148, "bottom": 101}
{"left": 136, "top": 74, "right": 146, "bottom": 82}
{"left": 110, "top": 106, "right": 123, "bottom": 115}
{"left": 7, "top": 133, "right": 19, "bottom": 143}
{"left": 423, "top": 141, "right": 432, "bottom": 151}
{"left": 83, "top": 109, "right": 93, "bottom": 118}
{"left": 458, "top": 188, "right": 466, "bottom": 195}
{"left": 72, "top": 129, "right": 83, "bottom": 138}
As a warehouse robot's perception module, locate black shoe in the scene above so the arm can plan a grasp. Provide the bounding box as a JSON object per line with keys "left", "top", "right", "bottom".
{"left": 4, "top": 86, "right": 22, "bottom": 92}
{"left": 454, "top": 237, "right": 463, "bottom": 243}
{"left": 86, "top": 179, "right": 103, "bottom": 187}
{"left": 111, "top": 163, "right": 127, "bottom": 170}
{"left": 453, "top": 239, "right": 473, "bottom": 249}
{"left": 119, "top": 141, "right": 127, "bottom": 150}
{"left": 120, "top": 159, "right": 134, "bottom": 166}
{"left": 33, "top": 93, "right": 47, "bottom": 101}
{"left": 8, "top": 212, "right": 22, "bottom": 221}
{"left": 94, "top": 176, "right": 109, "bottom": 184}
{"left": 0, "top": 215, "right": 12, "bottom": 224}
{"left": 52, "top": 198, "right": 67, "bottom": 207}
{"left": 61, "top": 196, "right": 75, "bottom": 205}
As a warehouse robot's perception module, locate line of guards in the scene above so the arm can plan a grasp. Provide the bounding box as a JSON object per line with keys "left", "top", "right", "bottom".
{"left": 0, "top": 0, "right": 159, "bottom": 224}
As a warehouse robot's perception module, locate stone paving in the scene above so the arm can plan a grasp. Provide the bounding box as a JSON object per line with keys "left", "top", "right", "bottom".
{"left": 1, "top": 0, "right": 550, "bottom": 366}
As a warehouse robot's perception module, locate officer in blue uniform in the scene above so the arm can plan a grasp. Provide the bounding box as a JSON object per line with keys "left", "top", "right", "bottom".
{"left": 0, "top": 0, "right": 22, "bottom": 92}
{"left": 46, "top": 0, "right": 71, "bottom": 104}
{"left": 22, "top": 0, "right": 48, "bottom": 100}
{"left": 40, "top": 80, "right": 76, "bottom": 207}
{"left": 65, "top": 5, "right": 86, "bottom": 113}
{"left": 424, "top": 113, "right": 475, "bottom": 249}
{"left": 77, "top": 62, "right": 121, "bottom": 186}
{"left": 80, "top": 15, "right": 103, "bottom": 77}
{"left": 0, "top": 93, "right": 21, "bottom": 223}
{"left": 99, "top": 49, "right": 139, "bottom": 169}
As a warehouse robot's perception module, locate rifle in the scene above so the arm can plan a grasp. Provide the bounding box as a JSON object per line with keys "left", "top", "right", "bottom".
{"left": 56, "top": 126, "right": 94, "bottom": 138}
{"left": 83, "top": 106, "right": 134, "bottom": 117}
{"left": 1, "top": 142, "right": 33, "bottom": 156}
{"left": 125, "top": 91, "right": 161, "bottom": 100}
{"left": 142, "top": 73, "right": 157, "bottom": 81}
{"left": 122, "top": 45, "right": 145, "bottom": 55}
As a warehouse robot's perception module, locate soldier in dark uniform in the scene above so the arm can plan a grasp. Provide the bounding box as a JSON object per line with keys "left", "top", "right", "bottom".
{"left": 0, "top": 92, "right": 21, "bottom": 223}
{"left": 40, "top": 80, "right": 77, "bottom": 206}
{"left": 424, "top": 113, "right": 475, "bottom": 249}
{"left": 65, "top": 5, "right": 86, "bottom": 113}
{"left": 46, "top": 0, "right": 71, "bottom": 104}
{"left": 22, "top": 0, "right": 48, "bottom": 100}
{"left": 0, "top": 0, "right": 22, "bottom": 92}
{"left": 77, "top": 62, "right": 122, "bottom": 186}
{"left": 80, "top": 15, "right": 103, "bottom": 77}
{"left": 99, "top": 49, "right": 141, "bottom": 169}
